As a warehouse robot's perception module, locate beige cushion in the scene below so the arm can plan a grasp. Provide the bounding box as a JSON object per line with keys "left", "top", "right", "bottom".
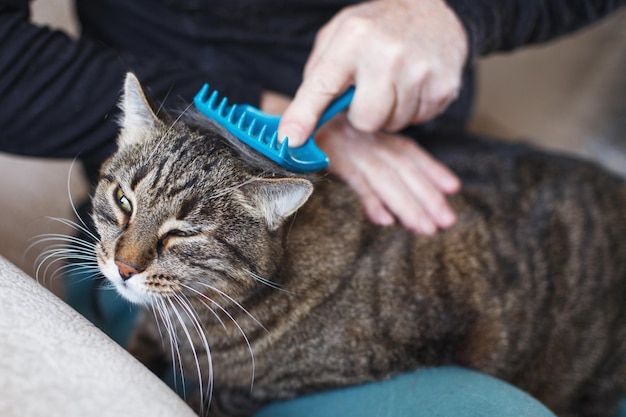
{"left": 0, "top": 256, "right": 195, "bottom": 417}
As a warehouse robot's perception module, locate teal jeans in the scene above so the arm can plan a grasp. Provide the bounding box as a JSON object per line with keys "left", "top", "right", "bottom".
{"left": 255, "top": 367, "right": 555, "bottom": 417}
{"left": 65, "top": 270, "right": 626, "bottom": 417}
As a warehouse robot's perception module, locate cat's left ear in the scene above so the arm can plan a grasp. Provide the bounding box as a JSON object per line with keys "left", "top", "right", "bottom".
{"left": 239, "top": 178, "right": 314, "bottom": 231}
{"left": 118, "top": 72, "right": 164, "bottom": 147}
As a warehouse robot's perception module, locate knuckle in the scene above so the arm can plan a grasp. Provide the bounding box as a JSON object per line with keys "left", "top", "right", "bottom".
{"left": 341, "top": 15, "right": 372, "bottom": 38}
{"left": 407, "top": 63, "right": 428, "bottom": 85}
{"left": 418, "top": 84, "right": 456, "bottom": 119}
{"left": 349, "top": 112, "right": 381, "bottom": 132}
{"left": 427, "top": 192, "right": 447, "bottom": 210}
{"left": 439, "top": 79, "right": 460, "bottom": 100}
{"left": 305, "top": 73, "right": 344, "bottom": 96}
{"left": 375, "top": 165, "right": 399, "bottom": 188}
{"left": 315, "top": 24, "right": 331, "bottom": 43}
{"left": 396, "top": 138, "right": 419, "bottom": 155}
{"left": 381, "top": 43, "right": 405, "bottom": 72}
{"left": 385, "top": 117, "right": 404, "bottom": 132}
{"left": 449, "top": 77, "right": 462, "bottom": 96}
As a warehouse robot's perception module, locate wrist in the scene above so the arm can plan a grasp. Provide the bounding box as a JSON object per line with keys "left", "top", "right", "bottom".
{"left": 442, "top": 0, "right": 475, "bottom": 64}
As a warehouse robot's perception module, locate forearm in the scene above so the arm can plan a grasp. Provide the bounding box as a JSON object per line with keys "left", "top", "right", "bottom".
{"left": 0, "top": 7, "right": 121, "bottom": 163}
{"left": 0, "top": 6, "right": 263, "bottom": 166}
{"left": 445, "top": 0, "right": 626, "bottom": 60}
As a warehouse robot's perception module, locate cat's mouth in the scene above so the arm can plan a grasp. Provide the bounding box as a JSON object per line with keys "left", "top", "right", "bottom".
{"left": 96, "top": 249, "right": 187, "bottom": 307}
{"left": 101, "top": 261, "right": 150, "bottom": 304}
{"left": 94, "top": 245, "right": 153, "bottom": 305}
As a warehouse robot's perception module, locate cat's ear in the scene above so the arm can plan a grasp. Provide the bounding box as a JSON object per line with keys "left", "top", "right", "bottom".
{"left": 240, "top": 178, "right": 314, "bottom": 231}
{"left": 118, "top": 73, "right": 163, "bottom": 147}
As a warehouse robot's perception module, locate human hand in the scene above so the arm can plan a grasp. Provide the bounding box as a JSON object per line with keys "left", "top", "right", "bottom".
{"left": 278, "top": 0, "right": 468, "bottom": 147}
{"left": 260, "top": 90, "right": 292, "bottom": 115}
{"left": 316, "top": 114, "right": 460, "bottom": 234}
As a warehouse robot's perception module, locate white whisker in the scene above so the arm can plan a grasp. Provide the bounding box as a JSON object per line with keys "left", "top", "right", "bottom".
{"left": 180, "top": 283, "right": 256, "bottom": 391}
{"left": 194, "top": 282, "right": 268, "bottom": 333}
{"left": 179, "top": 287, "right": 227, "bottom": 331}
{"left": 174, "top": 292, "right": 215, "bottom": 413}
{"left": 167, "top": 295, "right": 211, "bottom": 415}
{"left": 48, "top": 262, "right": 101, "bottom": 283}
{"left": 155, "top": 85, "right": 174, "bottom": 119}
{"left": 147, "top": 102, "right": 196, "bottom": 162}
{"left": 45, "top": 216, "right": 99, "bottom": 243}
{"left": 27, "top": 233, "right": 96, "bottom": 254}
{"left": 150, "top": 301, "right": 167, "bottom": 346}
{"left": 33, "top": 241, "right": 97, "bottom": 283}
{"left": 156, "top": 297, "right": 187, "bottom": 397}
{"left": 32, "top": 247, "right": 95, "bottom": 264}
{"left": 167, "top": 103, "right": 195, "bottom": 133}
{"left": 243, "top": 268, "right": 290, "bottom": 294}
{"left": 67, "top": 158, "right": 99, "bottom": 242}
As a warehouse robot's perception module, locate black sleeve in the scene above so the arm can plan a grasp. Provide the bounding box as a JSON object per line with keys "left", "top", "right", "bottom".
{"left": 0, "top": 5, "right": 263, "bottom": 169}
{"left": 445, "top": 0, "right": 626, "bottom": 60}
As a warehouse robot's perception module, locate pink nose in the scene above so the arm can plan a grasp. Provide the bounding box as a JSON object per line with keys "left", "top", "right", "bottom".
{"left": 114, "top": 259, "right": 142, "bottom": 281}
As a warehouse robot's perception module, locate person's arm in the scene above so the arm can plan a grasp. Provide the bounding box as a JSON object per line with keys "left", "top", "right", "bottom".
{"left": 0, "top": 4, "right": 263, "bottom": 170}
{"left": 445, "top": 0, "right": 626, "bottom": 61}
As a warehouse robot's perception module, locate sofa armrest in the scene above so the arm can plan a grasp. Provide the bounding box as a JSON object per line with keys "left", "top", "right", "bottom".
{"left": 0, "top": 256, "right": 195, "bottom": 417}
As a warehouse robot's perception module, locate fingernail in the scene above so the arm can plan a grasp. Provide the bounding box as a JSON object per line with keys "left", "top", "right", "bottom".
{"left": 443, "top": 176, "right": 461, "bottom": 193}
{"left": 376, "top": 210, "right": 395, "bottom": 226}
{"left": 419, "top": 219, "right": 436, "bottom": 235}
{"left": 438, "top": 208, "right": 456, "bottom": 228}
{"left": 279, "top": 123, "right": 304, "bottom": 147}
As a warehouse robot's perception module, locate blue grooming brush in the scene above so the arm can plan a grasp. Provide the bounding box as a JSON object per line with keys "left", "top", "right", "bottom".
{"left": 194, "top": 85, "right": 354, "bottom": 173}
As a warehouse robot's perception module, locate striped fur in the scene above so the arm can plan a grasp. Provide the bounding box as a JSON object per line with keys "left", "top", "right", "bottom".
{"left": 92, "top": 74, "right": 626, "bottom": 416}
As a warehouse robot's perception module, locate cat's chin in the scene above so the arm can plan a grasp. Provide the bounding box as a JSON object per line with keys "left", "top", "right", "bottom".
{"left": 110, "top": 280, "right": 151, "bottom": 305}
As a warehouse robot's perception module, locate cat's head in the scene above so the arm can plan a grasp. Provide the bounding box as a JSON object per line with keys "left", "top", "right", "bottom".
{"left": 92, "top": 73, "right": 313, "bottom": 305}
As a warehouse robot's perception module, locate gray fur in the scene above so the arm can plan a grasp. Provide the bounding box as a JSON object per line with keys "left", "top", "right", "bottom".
{"left": 91, "top": 74, "right": 626, "bottom": 417}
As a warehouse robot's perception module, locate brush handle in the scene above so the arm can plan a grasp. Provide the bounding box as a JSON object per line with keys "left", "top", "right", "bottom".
{"left": 314, "top": 86, "right": 355, "bottom": 132}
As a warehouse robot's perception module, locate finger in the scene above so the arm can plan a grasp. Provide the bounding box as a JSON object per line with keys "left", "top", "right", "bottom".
{"left": 303, "top": 20, "right": 340, "bottom": 78}
{"left": 320, "top": 126, "right": 396, "bottom": 227}
{"left": 382, "top": 139, "right": 458, "bottom": 228}
{"left": 319, "top": 115, "right": 455, "bottom": 234}
{"left": 343, "top": 169, "right": 395, "bottom": 227}
{"left": 401, "top": 162, "right": 457, "bottom": 229}
{"left": 351, "top": 149, "right": 437, "bottom": 234}
{"left": 411, "top": 96, "right": 448, "bottom": 125}
{"left": 408, "top": 141, "right": 461, "bottom": 194}
{"left": 280, "top": 8, "right": 365, "bottom": 147}
{"left": 384, "top": 83, "right": 421, "bottom": 132}
{"left": 279, "top": 52, "right": 355, "bottom": 148}
{"left": 347, "top": 67, "right": 396, "bottom": 133}
{"left": 410, "top": 73, "right": 461, "bottom": 125}
{"left": 382, "top": 58, "right": 428, "bottom": 132}
{"left": 382, "top": 154, "right": 453, "bottom": 229}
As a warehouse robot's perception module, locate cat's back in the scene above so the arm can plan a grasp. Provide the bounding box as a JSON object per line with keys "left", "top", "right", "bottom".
{"left": 284, "top": 133, "right": 626, "bottom": 414}
{"left": 403, "top": 135, "right": 626, "bottom": 413}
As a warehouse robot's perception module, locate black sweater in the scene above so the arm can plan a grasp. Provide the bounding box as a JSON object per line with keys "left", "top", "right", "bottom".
{"left": 1, "top": 0, "right": 624, "bottom": 178}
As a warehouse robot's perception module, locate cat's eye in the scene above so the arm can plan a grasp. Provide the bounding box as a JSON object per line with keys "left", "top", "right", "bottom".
{"left": 167, "top": 229, "right": 192, "bottom": 238}
{"left": 115, "top": 187, "right": 133, "bottom": 215}
{"left": 157, "top": 229, "right": 196, "bottom": 252}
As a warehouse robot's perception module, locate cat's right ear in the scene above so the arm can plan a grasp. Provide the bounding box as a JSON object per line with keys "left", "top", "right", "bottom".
{"left": 239, "top": 178, "right": 314, "bottom": 231}
{"left": 118, "top": 73, "right": 163, "bottom": 148}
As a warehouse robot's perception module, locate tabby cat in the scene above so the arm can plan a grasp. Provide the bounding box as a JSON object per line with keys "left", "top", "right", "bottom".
{"left": 92, "top": 73, "right": 626, "bottom": 416}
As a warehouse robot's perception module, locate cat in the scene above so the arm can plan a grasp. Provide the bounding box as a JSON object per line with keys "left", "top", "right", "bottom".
{"left": 91, "top": 73, "right": 626, "bottom": 417}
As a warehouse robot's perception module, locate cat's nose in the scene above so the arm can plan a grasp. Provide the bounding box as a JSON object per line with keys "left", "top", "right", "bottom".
{"left": 114, "top": 259, "right": 142, "bottom": 281}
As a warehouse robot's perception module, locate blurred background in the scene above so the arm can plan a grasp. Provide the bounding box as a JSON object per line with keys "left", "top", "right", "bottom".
{"left": 1, "top": 2, "right": 625, "bottom": 295}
